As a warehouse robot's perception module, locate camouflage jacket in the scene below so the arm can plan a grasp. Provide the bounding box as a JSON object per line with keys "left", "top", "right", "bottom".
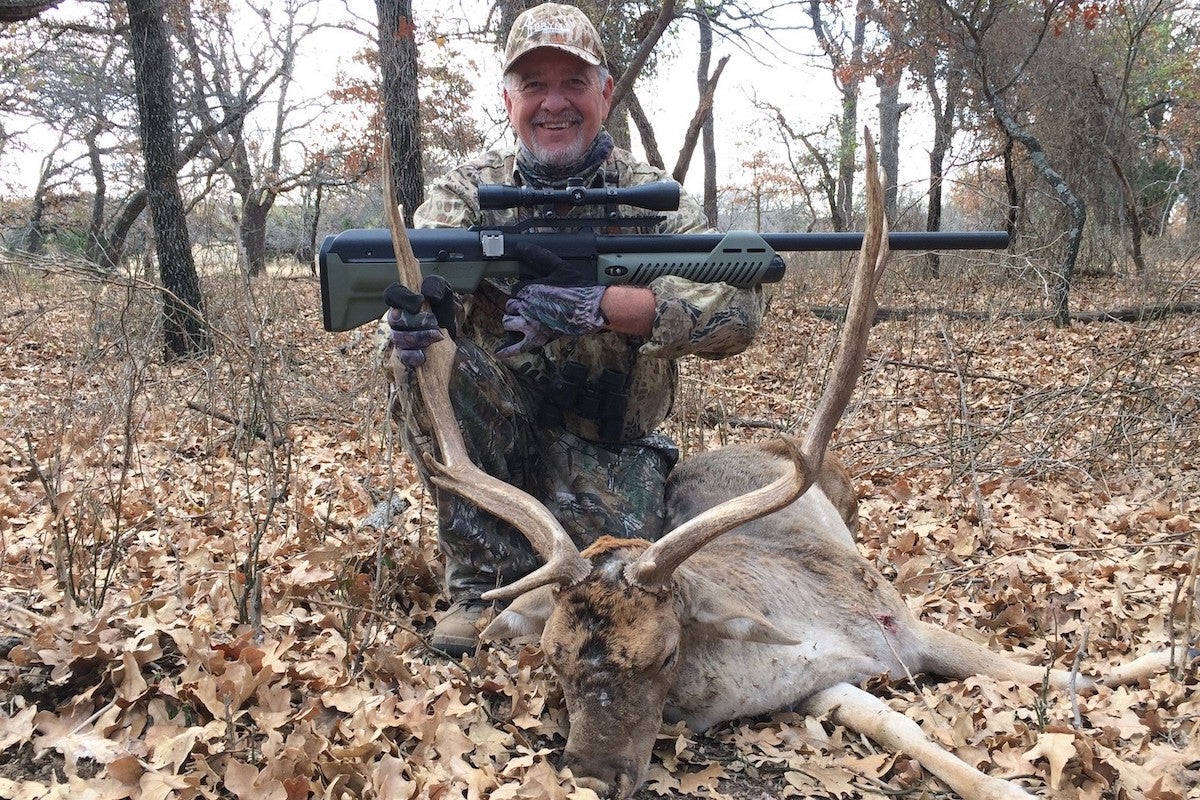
{"left": 411, "top": 142, "right": 765, "bottom": 441}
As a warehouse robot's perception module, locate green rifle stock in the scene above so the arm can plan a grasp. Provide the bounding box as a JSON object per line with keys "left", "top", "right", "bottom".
{"left": 318, "top": 181, "right": 1009, "bottom": 332}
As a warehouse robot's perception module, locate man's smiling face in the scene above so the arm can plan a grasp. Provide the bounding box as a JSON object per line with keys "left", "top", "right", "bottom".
{"left": 504, "top": 48, "right": 613, "bottom": 169}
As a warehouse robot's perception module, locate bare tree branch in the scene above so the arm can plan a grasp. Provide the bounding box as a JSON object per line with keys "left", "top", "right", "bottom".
{"left": 671, "top": 55, "right": 729, "bottom": 185}
{"left": 626, "top": 90, "right": 665, "bottom": 170}
{"left": 609, "top": 0, "right": 677, "bottom": 111}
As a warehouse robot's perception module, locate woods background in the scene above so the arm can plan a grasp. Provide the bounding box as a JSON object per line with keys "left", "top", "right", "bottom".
{"left": 0, "top": 1, "right": 1197, "bottom": 799}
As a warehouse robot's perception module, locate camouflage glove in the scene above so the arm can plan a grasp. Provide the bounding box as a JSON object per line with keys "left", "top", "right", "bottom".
{"left": 495, "top": 241, "right": 607, "bottom": 358}
{"left": 496, "top": 284, "right": 608, "bottom": 358}
{"left": 384, "top": 275, "right": 456, "bottom": 367}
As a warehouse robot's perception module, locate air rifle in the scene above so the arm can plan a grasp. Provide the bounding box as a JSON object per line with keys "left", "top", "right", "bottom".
{"left": 318, "top": 180, "right": 1009, "bottom": 332}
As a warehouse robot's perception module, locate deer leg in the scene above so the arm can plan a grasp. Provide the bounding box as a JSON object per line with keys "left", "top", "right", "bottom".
{"left": 804, "top": 682, "right": 1034, "bottom": 800}
{"left": 914, "top": 622, "right": 1093, "bottom": 690}
{"left": 917, "top": 623, "right": 1191, "bottom": 690}
{"left": 1099, "top": 648, "right": 1190, "bottom": 686}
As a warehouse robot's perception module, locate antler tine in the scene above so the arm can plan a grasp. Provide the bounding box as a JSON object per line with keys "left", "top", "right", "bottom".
{"left": 801, "top": 129, "right": 889, "bottom": 469}
{"left": 381, "top": 137, "right": 591, "bottom": 595}
{"left": 628, "top": 128, "right": 890, "bottom": 593}
{"left": 425, "top": 457, "right": 592, "bottom": 599}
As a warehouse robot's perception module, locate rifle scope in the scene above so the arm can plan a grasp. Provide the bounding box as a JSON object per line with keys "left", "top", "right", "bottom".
{"left": 477, "top": 181, "right": 682, "bottom": 213}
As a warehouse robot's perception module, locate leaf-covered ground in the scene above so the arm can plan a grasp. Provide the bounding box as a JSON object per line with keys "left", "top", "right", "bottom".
{"left": 0, "top": 248, "right": 1197, "bottom": 800}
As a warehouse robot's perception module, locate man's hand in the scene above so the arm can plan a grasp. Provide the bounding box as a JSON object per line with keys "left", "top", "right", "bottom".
{"left": 384, "top": 275, "right": 456, "bottom": 367}
{"left": 496, "top": 284, "right": 607, "bottom": 358}
{"left": 495, "top": 241, "right": 608, "bottom": 357}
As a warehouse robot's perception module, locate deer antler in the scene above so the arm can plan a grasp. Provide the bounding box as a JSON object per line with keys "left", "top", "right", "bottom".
{"left": 380, "top": 137, "right": 591, "bottom": 600}
{"left": 627, "top": 128, "right": 890, "bottom": 593}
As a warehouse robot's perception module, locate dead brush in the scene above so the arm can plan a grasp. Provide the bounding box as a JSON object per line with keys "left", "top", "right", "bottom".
{"left": 0, "top": 251, "right": 399, "bottom": 631}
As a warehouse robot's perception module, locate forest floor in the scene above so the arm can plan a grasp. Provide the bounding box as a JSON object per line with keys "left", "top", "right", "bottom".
{"left": 0, "top": 244, "right": 1198, "bottom": 800}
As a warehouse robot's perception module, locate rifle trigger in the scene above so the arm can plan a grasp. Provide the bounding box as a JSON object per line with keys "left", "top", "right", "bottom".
{"left": 481, "top": 231, "right": 505, "bottom": 258}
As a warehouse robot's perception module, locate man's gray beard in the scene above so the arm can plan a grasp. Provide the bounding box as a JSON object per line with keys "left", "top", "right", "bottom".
{"left": 516, "top": 129, "right": 614, "bottom": 188}
{"left": 529, "top": 139, "right": 586, "bottom": 169}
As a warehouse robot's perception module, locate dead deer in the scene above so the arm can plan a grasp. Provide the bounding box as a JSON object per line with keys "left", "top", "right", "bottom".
{"left": 381, "top": 134, "right": 1178, "bottom": 800}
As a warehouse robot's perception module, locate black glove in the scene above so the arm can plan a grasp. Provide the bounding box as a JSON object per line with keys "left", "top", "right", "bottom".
{"left": 511, "top": 240, "right": 592, "bottom": 287}
{"left": 384, "top": 275, "right": 456, "bottom": 367}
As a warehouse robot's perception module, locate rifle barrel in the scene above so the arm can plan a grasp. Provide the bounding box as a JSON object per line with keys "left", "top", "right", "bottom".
{"left": 766, "top": 230, "right": 1010, "bottom": 251}
{"left": 589, "top": 230, "right": 1009, "bottom": 254}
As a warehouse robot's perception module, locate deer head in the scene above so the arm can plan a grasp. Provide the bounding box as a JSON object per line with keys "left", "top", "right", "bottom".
{"left": 478, "top": 436, "right": 818, "bottom": 796}
{"left": 384, "top": 132, "right": 889, "bottom": 799}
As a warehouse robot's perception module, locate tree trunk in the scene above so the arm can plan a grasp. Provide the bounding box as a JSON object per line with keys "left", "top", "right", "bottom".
{"left": 771, "top": 109, "right": 840, "bottom": 229}
{"left": 124, "top": 0, "right": 209, "bottom": 358}
{"left": 808, "top": 0, "right": 864, "bottom": 231}
{"left": 876, "top": 72, "right": 904, "bottom": 221}
{"left": 100, "top": 193, "right": 148, "bottom": 272}
{"left": 835, "top": 2, "right": 867, "bottom": 229}
{"left": 606, "top": 102, "right": 631, "bottom": 150}
{"left": 607, "top": 0, "right": 676, "bottom": 113}
{"left": 1002, "top": 132, "right": 1019, "bottom": 239}
{"left": 25, "top": 139, "right": 67, "bottom": 255}
{"left": 0, "top": 0, "right": 60, "bottom": 22}
{"left": 696, "top": 9, "right": 718, "bottom": 227}
{"left": 84, "top": 123, "right": 111, "bottom": 268}
{"left": 241, "top": 192, "right": 277, "bottom": 277}
{"left": 376, "top": 0, "right": 425, "bottom": 224}
{"left": 225, "top": 128, "right": 279, "bottom": 278}
{"left": 991, "top": 94, "right": 1084, "bottom": 326}
{"left": 306, "top": 181, "right": 323, "bottom": 274}
{"left": 924, "top": 67, "right": 960, "bottom": 278}
{"left": 1107, "top": 152, "right": 1147, "bottom": 277}
{"left": 25, "top": 190, "right": 46, "bottom": 254}
{"left": 627, "top": 91, "right": 665, "bottom": 169}
{"left": 1184, "top": 155, "right": 1199, "bottom": 237}
{"left": 97, "top": 104, "right": 254, "bottom": 271}
{"left": 671, "top": 56, "right": 728, "bottom": 186}
{"left": 495, "top": 0, "right": 539, "bottom": 48}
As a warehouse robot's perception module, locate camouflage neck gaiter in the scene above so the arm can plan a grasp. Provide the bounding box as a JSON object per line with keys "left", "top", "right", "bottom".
{"left": 516, "top": 130, "right": 615, "bottom": 188}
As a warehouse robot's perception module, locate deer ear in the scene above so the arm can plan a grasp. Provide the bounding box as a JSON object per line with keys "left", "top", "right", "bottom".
{"left": 687, "top": 587, "right": 802, "bottom": 645}
{"left": 481, "top": 584, "right": 555, "bottom": 640}
{"left": 697, "top": 612, "right": 803, "bottom": 645}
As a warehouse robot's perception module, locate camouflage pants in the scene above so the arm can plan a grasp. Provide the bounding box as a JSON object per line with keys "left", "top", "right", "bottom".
{"left": 394, "top": 340, "right": 678, "bottom": 601}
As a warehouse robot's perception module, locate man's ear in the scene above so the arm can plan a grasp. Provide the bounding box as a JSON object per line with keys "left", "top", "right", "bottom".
{"left": 481, "top": 584, "right": 555, "bottom": 641}
{"left": 502, "top": 84, "right": 514, "bottom": 120}
{"left": 599, "top": 70, "right": 614, "bottom": 115}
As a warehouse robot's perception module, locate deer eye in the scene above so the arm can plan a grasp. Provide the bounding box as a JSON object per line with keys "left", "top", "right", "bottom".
{"left": 659, "top": 646, "right": 678, "bottom": 672}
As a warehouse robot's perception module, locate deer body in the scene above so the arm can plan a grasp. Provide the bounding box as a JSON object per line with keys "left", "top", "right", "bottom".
{"left": 662, "top": 443, "right": 926, "bottom": 731}
{"left": 667, "top": 555, "right": 925, "bottom": 733}
{"left": 660, "top": 442, "right": 1082, "bottom": 731}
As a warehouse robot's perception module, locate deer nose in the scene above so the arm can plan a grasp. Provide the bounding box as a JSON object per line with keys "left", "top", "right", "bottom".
{"left": 565, "top": 751, "right": 638, "bottom": 799}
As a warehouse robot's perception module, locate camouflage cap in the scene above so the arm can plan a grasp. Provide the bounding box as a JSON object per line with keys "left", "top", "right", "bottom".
{"left": 503, "top": 3, "right": 606, "bottom": 73}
